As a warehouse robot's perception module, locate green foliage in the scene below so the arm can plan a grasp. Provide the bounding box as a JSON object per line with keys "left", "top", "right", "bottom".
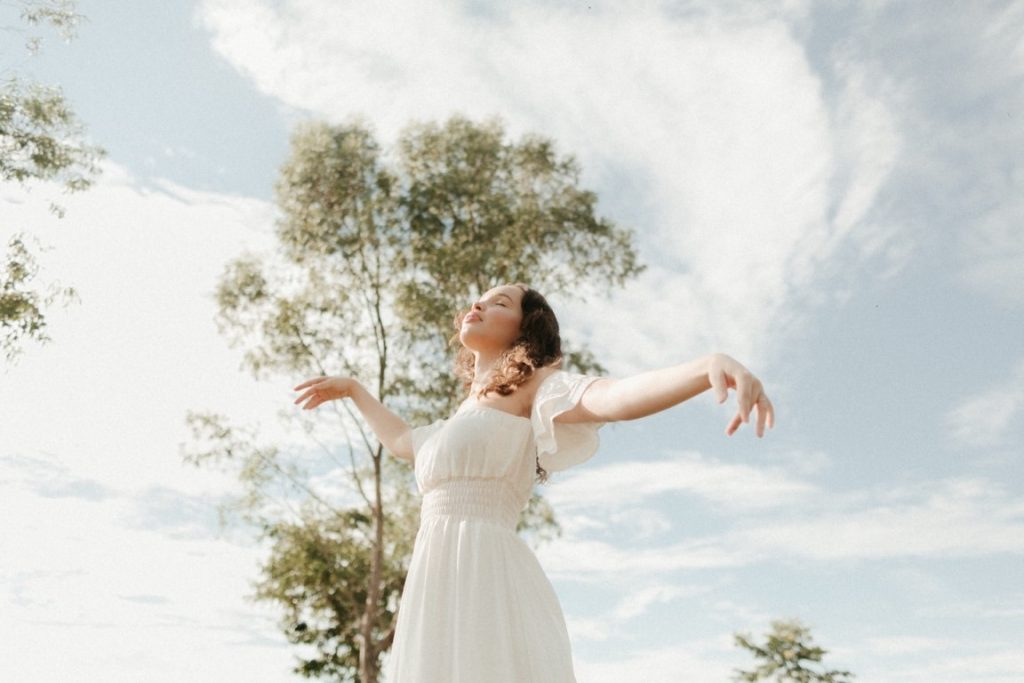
{"left": 18, "top": 0, "right": 84, "bottom": 47}
{"left": 181, "top": 410, "right": 423, "bottom": 680}
{"left": 0, "top": 78, "right": 103, "bottom": 198}
{"left": 1, "top": 0, "right": 105, "bottom": 365}
{"left": 733, "top": 618, "right": 855, "bottom": 683}
{"left": 0, "top": 232, "right": 78, "bottom": 363}
{"left": 190, "top": 113, "right": 645, "bottom": 681}
{"left": 253, "top": 495, "right": 417, "bottom": 680}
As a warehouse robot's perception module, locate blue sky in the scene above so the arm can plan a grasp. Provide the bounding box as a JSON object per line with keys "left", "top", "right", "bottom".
{"left": 2, "top": 1, "right": 1022, "bottom": 681}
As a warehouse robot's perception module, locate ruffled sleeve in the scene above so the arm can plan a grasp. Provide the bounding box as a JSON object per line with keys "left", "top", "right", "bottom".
{"left": 531, "top": 369, "right": 607, "bottom": 472}
{"left": 409, "top": 417, "right": 446, "bottom": 459}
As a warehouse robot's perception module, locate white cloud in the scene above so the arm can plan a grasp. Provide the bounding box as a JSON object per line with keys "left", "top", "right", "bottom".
{"left": 0, "top": 159, "right": 302, "bottom": 495}
{"left": 884, "top": 4, "right": 1024, "bottom": 310}
{"left": 829, "top": 53, "right": 909, "bottom": 282}
{"left": 196, "top": 0, "right": 902, "bottom": 377}
{"left": 539, "top": 475, "right": 1024, "bottom": 581}
{"left": 862, "top": 635, "right": 956, "bottom": 656}
{"left": 0, "top": 452, "right": 293, "bottom": 682}
{"left": 883, "top": 648, "right": 1024, "bottom": 683}
{"left": 564, "top": 580, "right": 711, "bottom": 645}
{"left": 920, "top": 593, "right": 1024, "bottom": 620}
{"left": 730, "top": 477, "right": 1024, "bottom": 561}
{"left": 610, "top": 582, "right": 702, "bottom": 621}
{"left": 547, "top": 450, "right": 816, "bottom": 513}
{"left": 574, "top": 634, "right": 737, "bottom": 683}
{"left": 959, "top": 180, "right": 1024, "bottom": 307}
{"left": 539, "top": 533, "right": 750, "bottom": 581}
{"left": 0, "top": 162, "right": 326, "bottom": 681}
{"left": 945, "top": 358, "right": 1024, "bottom": 448}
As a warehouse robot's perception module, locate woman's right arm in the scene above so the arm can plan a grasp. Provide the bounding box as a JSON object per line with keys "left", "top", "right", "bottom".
{"left": 350, "top": 384, "right": 414, "bottom": 461}
{"left": 293, "top": 376, "right": 413, "bottom": 461}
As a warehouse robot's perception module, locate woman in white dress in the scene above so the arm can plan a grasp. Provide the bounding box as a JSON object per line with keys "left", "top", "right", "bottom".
{"left": 293, "top": 282, "right": 774, "bottom": 682}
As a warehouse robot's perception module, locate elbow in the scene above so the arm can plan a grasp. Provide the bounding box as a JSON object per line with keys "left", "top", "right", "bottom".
{"left": 390, "top": 428, "right": 415, "bottom": 462}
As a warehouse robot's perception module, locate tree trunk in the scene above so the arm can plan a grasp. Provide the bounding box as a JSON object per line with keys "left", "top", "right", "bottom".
{"left": 359, "top": 449, "right": 385, "bottom": 682}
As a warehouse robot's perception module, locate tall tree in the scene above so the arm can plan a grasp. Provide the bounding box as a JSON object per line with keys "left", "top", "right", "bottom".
{"left": 182, "top": 114, "right": 645, "bottom": 681}
{"left": 1, "top": 0, "right": 105, "bottom": 364}
{"left": 734, "top": 618, "right": 856, "bottom": 683}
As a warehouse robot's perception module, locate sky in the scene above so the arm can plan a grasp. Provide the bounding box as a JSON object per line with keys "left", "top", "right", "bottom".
{"left": 1, "top": 0, "right": 1022, "bottom": 681}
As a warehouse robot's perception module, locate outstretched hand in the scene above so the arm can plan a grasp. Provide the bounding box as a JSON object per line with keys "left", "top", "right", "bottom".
{"left": 707, "top": 354, "right": 775, "bottom": 438}
{"left": 292, "top": 375, "right": 359, "bottom": 410}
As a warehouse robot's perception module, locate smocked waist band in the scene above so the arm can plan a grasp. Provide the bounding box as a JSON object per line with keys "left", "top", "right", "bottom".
{"left": 420, "top": 478, "right": 522, "bottom": 530}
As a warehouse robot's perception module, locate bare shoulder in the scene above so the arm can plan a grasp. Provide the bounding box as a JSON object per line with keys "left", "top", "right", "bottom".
{"left": 527, "top": 365, "right": 560, "bottom": 391}
{"left": 520, "top": 365, "right": 560, "bottom": 413}
{"left": 531, "top": 365, "right": 560, "bottom": 384}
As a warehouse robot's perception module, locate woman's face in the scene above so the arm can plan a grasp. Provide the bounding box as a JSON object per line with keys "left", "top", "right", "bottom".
{"left": 459, "top": 285, "right": 525, "bottom": 352}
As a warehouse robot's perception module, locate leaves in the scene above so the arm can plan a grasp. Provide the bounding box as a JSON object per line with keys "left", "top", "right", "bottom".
{"left": 19, "top": 0, "right": 85, "bottom": 45}
{"left": 0, "top": 233, "right": 78, "bottom": 363}
{"left": 1, "top": 1, "right": 105, "bottom": 366}
{"left": 733, "top": 618, "right": 856, "bottom": 683}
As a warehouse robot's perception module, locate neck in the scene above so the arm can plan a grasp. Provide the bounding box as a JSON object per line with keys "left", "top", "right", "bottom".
{"left": 471, "top": 349, "right": 504, "bottom": 395}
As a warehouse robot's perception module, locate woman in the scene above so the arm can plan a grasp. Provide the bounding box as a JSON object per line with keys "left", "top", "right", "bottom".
{"left": 293, "top": 282, "right": 774, "bottom": 682}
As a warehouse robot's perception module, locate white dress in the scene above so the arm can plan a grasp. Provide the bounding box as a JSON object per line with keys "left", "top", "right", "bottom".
{"left": 385, "top": 369, "right": 607, "bottom": 682}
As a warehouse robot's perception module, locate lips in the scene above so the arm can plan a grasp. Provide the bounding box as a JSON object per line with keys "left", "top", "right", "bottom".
{"left": 465, "top": 313, "right": 482, "bottom": 323}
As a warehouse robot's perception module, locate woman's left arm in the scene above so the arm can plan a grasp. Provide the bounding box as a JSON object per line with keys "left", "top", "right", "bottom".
{"left": 562, "top": 353, "right": 775, "bottom": 437}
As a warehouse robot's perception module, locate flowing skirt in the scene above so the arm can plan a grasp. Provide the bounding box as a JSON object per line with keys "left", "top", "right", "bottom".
{"left": 385, "top": 495, "right": 577, "bottom": 682}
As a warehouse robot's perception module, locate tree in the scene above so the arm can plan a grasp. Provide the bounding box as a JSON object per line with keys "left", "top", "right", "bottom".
{"left": 734, "top": 618, "right": 856, "bottom": 683}
{"left": 182, "top": 114, "right": 645, "bottom": 682}
{"left": 1, "top": 0, "right": 105, "bottom": 364}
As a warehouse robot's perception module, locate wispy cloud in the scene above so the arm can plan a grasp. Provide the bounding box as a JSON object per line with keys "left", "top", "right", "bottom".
{"left": 1, "top": 160, "right": 284, "bottom": 495}
{"left": 566, "top": 580, "right": 713, "bottom": 644}
{"left": 1, "top": 453, "right": 116, "bottom": 502}
{"left": 1, "top": 164, "right": 300, "bottom": 680}
{"left": 945, "top": 358, "right": 1024, "bottom": 448}
{"left": 540, "top": 474, "right": 1024, "bottom": 581}
{"left": 882, "top": 647, "right": 1024, "bottom": 683}
{"left": 862, "top": 634, "right": 957, "bottom": 656}
{"left": 574, "top": 634, "right": 738, "bottom": 683}
{"left": 547, "top": 450, "right": 816, "bottom": 513}
{"left": 196, "top": 0, "right": 902, "bottom": 375}
{"left": 960, "top": 187, "right": 1024, "bottom": 306}
{"left": 0, "top": 450, "right": 290, "bottom": 681}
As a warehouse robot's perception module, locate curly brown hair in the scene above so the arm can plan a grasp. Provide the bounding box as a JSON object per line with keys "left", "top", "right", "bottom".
{"left": 446, "top": 282, "right": 564, "bottom": 483}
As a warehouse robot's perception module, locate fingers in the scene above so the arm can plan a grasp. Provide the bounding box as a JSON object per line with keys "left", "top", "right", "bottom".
{"left": 293, "top": 377, "right": 328, "bottom": 410}
{"left": 721, "top": 372, "right": 775, "bottom": 438}
{"left": 755, "top": 395, "right": 768, "bottom": 437}
{"left": 726, "top": 411, "right": 742, "bottom": 436}
{"left": 734, "top": 373, "right": 753, "bottom": 423}
{"left": 740, "top": 373, "right": 769, "bottom": 426}
{"left": 709, "top": 365, "right": 729, "bottom": 403}
{"left": 294, "top": 387, "right": 323, "bottom": 409}
{"left": 292, "top": 376, "right": 326, "bottom": 391}
{"left": 740, "top": 379, "right": 750, "bottom": 423}
{"left": 755, "top": 394, "right": 776, "bottom": 436}
{"left": 296, "top": 394, "right": 320, "bottom": 410}
{"left": 725, "top": 393, "right": 775, "bottom": 437}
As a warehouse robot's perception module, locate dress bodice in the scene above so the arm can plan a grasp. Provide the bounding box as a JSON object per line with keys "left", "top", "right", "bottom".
{"left": 415, "top": 408, "right": 536, "bottom": 529}
{"left": 408, "top": 370, "right": 609, "bottom": 529}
